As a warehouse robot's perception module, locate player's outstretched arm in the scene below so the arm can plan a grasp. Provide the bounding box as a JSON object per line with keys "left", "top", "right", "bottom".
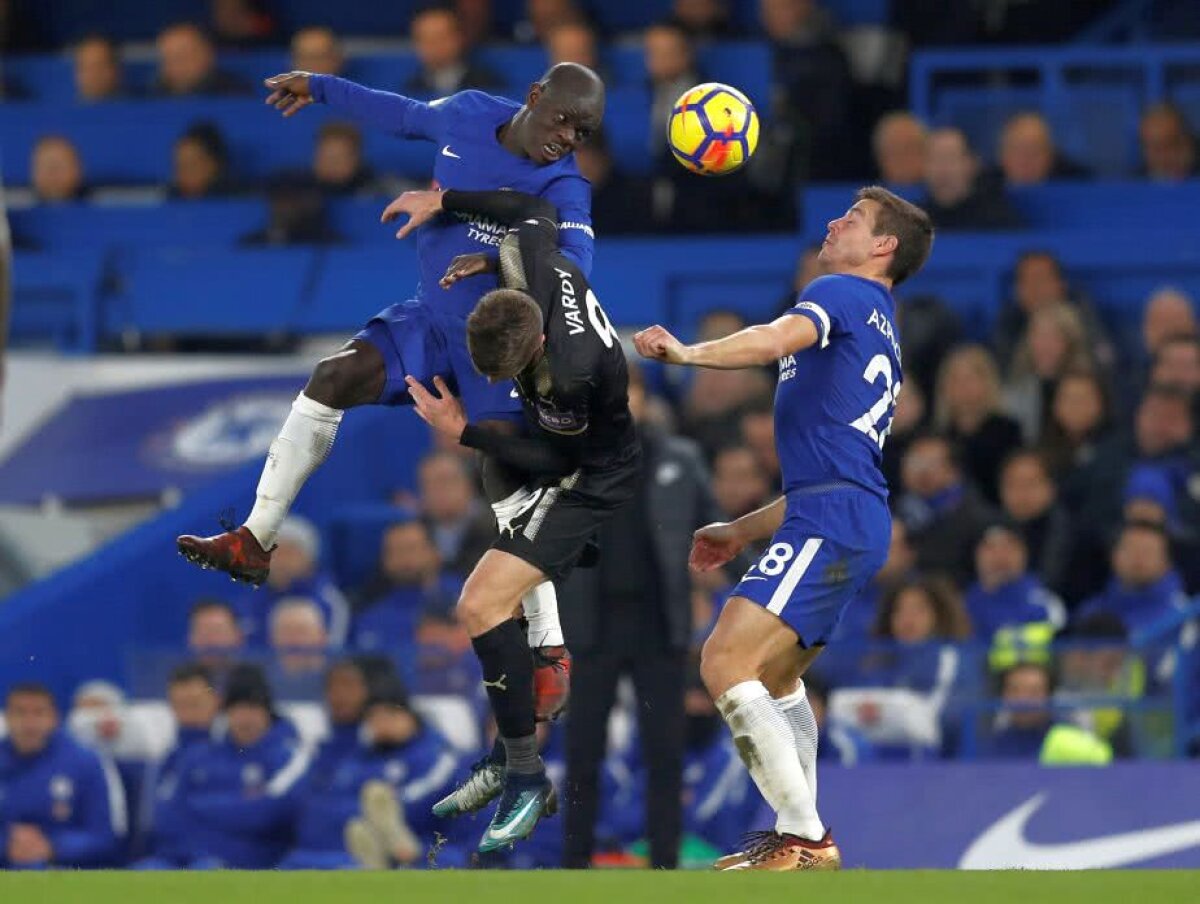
{"left": 690, "top": 497, "right": 787, "bottom": 571}
{"left": 635, "top": 315, "right": 819, "bottom": 370}
{"left": 381, "top": 189, "right": 557, "bottom": 239}
{"left": 265, "top": 71, "right": 441, "bottom": 139}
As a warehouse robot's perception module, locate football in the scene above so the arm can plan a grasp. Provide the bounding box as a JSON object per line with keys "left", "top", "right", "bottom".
{"left": 666, "top": 82, "right": 760, "bottom": 176}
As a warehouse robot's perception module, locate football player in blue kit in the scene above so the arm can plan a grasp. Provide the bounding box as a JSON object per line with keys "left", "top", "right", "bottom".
{"left": 178, "top": 63, "right": 603, "bottom": 718}
{"left": 634, "top": 187, "right": 934, "bottom": 871}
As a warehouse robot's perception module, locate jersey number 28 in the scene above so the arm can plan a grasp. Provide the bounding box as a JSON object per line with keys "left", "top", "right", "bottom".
{"left": 849, "top": 353, "right": 900, "bottom": 449}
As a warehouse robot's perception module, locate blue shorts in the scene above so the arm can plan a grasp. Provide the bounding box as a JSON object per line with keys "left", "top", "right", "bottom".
{"left": 355, "top": 299, "right": 522, "bottom": 423}
{"left": 731, "top": 486, "right": 891, "bottom": 647}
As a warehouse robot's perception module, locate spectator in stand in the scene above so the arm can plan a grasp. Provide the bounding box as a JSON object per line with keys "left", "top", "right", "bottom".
{"left": 512, "top": 0, "right": 584, "bottom": 44}
{"left": 573, "top": 132, "right": 654, "bottom": 235}
{"left": 882, "top": 376, "right": 928, "bottom": 496}
{"left": 1055, "top": 614, "right": 1139, "bottom": 759}
{"left": 415, "top": 450, "right": 493, "bottom": 578}
{"left": 350, "top": 520, "right": 463, "bottom": 666}
{"left": 337, "top": 676, "right": 469, "bottom": 870}
{"left": 984, "top": 663, "right": 1059, "bottom": 760}
{"left": 242, "top": 175, "right": 343, "bottom": 247}
{"left": 966, "top": 522, "right": 1066, "bottom": 642}
{"left": 171, "top": 123, "right": 233, "bottom": 199}
{"left": 1075, "top": 521, "right": 1192, "bottom": 646}
{"left": 152, "top": 23, "right": 249, "bottom": 96}
{"left": 872, "top": 111, "right": 928, "bottom": 187}
{"left": 210, "top": 0, "right": 276, "bottom": 48}
{"left": 992, "top": 250, "right": 1113, "bottom": 374}
{"left": 711, "top": 445, "right": 773, "bottom": 520}
{"left": 897, "top": 433, "right": 997, "bottom": 585}
{"left": 997, "top": 111, "right": 1089, "bottom": 186}
{"left": 404, "top": 5, "right": 498, "bottom": 97}
{"left": 73, "top": 34, "right": 124, "bottom": 101}
{"left": 739, "top": 397, "right": 781, "bottom": 489}
{"left": 1150, "top": 334, "right": 1200, "bottom": 394}
{"left": 545, "top": 20, "right": 600, "bottom": 72}
{"left": 998, "top": 450, "right": 1076, "bottom": 597}
{"left": 646, "top": 21, "right": 701, "bottom": 151}
{"left": 922, "top": 127, "right": 1022, "bottom": 230}
{"left": 1004, "top": 302, "right": 1096, "bottom": 444}
{"left": 309, "top": 657, "right": 378, "bottom": 782}
{"left": 934, "top": 345, "right": 1023, "bottom": 504}
{"left": 1142, "top": 287, "right": 1198, "bottom": 363}
{"left": 136, "top": 664, "right": 220, "bottom": 869}
{"left": 759, "top": 0, "right": 854, "bottom": 181}
{"left": 159, "top": 664, "right": 305, "bottom": 869}
{"left": 187, "top": 599, "right": 245, "bottom": 669}
{"left": 897, "top": 292, "right": 963, "bottom": 404}
{"left": 30, "top": 136, "right": 87, "bottom": 204}
{"left": 833, "top": 520, "right": 918, "bottom": 644}
{"left": 312, "top": 122, "right": 380, "bottom": 196}
{"left": 1139, "top": 102, "right": 1198, "bottom": 182}
{"left": 672, "top": 0, "right": 738, "bottom": 40}
{"left": 825, "top": 577, "right": 970, "bottom": 760}
{"left": 290, "top": 26, "right": 345, "bottom": 77}
{"left": 230, "top": 516, "right": 350, "bottom": 647}
{"left": 0, "top": 683, "right": 127, "bottom": 869}
{"left": 1123, "top": 464, "right": 1200, "bottom": 593}
{"left": 270, "top": 597, "right": 332, "bottom": 677}
{"left": 773, "top": 243, "right": 827, "bottom": 317}
{"left": 1038, "top": 369, "right": 1113, "bottom": 487}
{"left": 681, "top": 312, "right": 773, "bottom": 452}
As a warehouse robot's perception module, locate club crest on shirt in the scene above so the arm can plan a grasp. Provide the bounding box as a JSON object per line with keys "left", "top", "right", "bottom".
{"left": 50, "top": 774, "right": 74, "bottom": 821}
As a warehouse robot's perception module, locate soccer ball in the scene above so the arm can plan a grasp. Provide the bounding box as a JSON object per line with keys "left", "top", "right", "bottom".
{"left": 667, "top": 82, "right": 760, "bottom": 176}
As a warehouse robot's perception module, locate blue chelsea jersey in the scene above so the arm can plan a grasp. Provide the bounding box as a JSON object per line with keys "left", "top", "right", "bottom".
{"left": 311, "top": 79, "right": 594, "bottom": 317}
{"left": 776, "top": 274, "right": 903, "bottom": 500}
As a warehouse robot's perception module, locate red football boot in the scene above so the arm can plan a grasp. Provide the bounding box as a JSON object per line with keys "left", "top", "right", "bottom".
{"left": 532, "top": 645, "right": 571, "bottom": 722}
{"left": 177, "top": 526, "right": 272, "bottom": 586}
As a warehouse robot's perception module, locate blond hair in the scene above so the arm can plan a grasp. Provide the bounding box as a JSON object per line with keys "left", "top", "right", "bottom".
{"left": 934, "top": 344, "right": 1004, "bottom": 429}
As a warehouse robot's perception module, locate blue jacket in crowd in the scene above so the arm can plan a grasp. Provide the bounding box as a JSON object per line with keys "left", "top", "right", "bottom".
{"left": 966, "top": 573, "right": 1066, "bottom": 641}
{"left": 681, "top": 736, "right": 763, "bottom": 855}
{"left": 138, "top": 725, "right": 214, "bottom": 866}
{"left": 1076, "top": 570, "right": 1192, "bottom": 643}
{"left": 285, "top": 723, "right": 465, "bottom": 868}
{"left": 0, "top": 730, "right": 127, "bottom": 868}
{"left": 153, "top": 719, "right": 309, "bottom": 869}
{"left": 818, "top": 721, "right": 878, "bottom": 766}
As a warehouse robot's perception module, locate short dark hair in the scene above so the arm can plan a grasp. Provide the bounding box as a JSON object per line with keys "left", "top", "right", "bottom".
{"left": 467, "top": 289, "right": 544, "bottom": 379}
{"left": 190, "top": 598, "right": 237, "bottom": 622}
{"left": 178, "top": 121, "right": 229, "bottom": 167}
{"left": 7, "top": 682, "right": 55, "bottom": 707}
{"left": 169, "top": 662, "right": 215, "bottom": 688}
{"left": 856, "top": 185, "right": 934, "bottom": 286}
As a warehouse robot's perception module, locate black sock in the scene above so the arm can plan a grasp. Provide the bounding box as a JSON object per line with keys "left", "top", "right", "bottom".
{"left": 489, "top": 736, "right": 506, "bottom": 766}
{"left": 472, "top": 619, "right": 539, "bottom": 768}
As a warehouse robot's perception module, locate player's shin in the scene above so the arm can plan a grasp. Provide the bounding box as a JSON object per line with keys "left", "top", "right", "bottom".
{"left": 244, "top": 393, "right": 342, "bottom": 548}
{"left": 775, "top": 682, "right": 819, "bottom": 799}
{"left": 471, "top": 618, "right": 542, "bottom": 774}
{"left": 715, "top": 680, "right": 824, "bottom": 841}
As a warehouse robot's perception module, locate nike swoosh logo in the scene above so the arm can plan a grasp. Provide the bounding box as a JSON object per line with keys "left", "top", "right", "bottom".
{"left": 959, "top": 792, "right": 1200, "bottom": 869}
{"left": 441, "top": 145, "right": 461, "bottom": 159}
{"left": 510, "top": 389, "right": 520, "bottom": 399}
{"left": 484, "top": 793, "right": 542, "bottom": 843}
{"left": 740, "top": 576, "right": 769, "bottom": 582}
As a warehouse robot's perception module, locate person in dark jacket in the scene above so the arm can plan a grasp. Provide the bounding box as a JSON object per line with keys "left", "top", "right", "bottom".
{"left": 403, "top": 5, "right": 498, "bottom": 97}
{"left": 157, "top": 665, "right": 308, "bottom": 869}
{"left": 997, "top": 450, "right": 1077, "bottom": 599}
{"left": 0, "top": 682, "right": 127, "bottom": 869}
{"left": 922, "top": 128, "right": 1023, "bottom": 231}
{"left": 561, "top": 363, "right": 729, "bottom": 870}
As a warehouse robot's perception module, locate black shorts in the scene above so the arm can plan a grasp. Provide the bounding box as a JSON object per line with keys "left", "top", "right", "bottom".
{"left": 492, "top": 453, "right": 641, "bottom": 582}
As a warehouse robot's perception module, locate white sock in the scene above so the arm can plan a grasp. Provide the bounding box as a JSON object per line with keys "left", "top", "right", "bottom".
{"left": 244, "top": 393, "right": 342, "bottom": 549}
{"left": 715, "top": 680, "right": 824, "bottom": 841}
{"left": 776, "top": 681, "right": 819, "bottom": 803}
{"left": 521, "top": 582, "right": 563, "bottom": 647}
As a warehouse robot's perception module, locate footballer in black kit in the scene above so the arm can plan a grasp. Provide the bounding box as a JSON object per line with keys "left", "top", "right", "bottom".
{"left": 385, "top": 185, "right": 640, "bottom": 850}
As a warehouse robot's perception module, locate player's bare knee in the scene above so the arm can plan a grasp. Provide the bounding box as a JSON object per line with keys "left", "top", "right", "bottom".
{"left": 305, "top": 354, "right": 355, "bottom": 408}
{"left": 456, "top": 587, "right": 507, "bottom": 637}
{"left": 305, "top": 342, "right": 384, "bottom": 409}
{"left": 700, "top": 638, "right": 746, "bottom": 700}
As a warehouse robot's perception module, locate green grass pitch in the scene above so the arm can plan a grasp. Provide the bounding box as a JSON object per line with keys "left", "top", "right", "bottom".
{"left": 2, "top": 871, "right": 1198, "bottom": 904}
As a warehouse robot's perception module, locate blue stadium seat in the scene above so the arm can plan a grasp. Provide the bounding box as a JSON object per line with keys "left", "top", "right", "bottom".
{"left": 1051, "top": 84, "right": 1143, "bottom": 177}
{"left": 344, "top": 56, "right": 422, "bottom": 95}
{"left": 1171, "top": 84, "right": 1200, "bottom": 134}
{"left": 298, "top": 245, "right": 421, "bottom": 334}
{"left": 327, "top": 197, "right": 396, "bottom": 244}
{"left": 475, "top": 46, "right": 551, "bottom": 93}
{"left": 9, "top": 199, "right": 266, "bottom": 251}
{"left": 104, "top": 247, "right": 318, "bottom": 337}
{"left": 601, "top": 84, "right": 654, "bottom": 175}
{"left": 5, "top": 55, "right": 77, "bottom": 104}
{"left": 10, "top": 251, "right": 105, "bottom": 351}
{"left": 696, "top": 42, "right": 773, "bottom": 112}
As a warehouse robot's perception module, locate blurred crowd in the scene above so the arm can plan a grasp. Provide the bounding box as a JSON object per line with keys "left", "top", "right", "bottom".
{"left": 4, "top": 0, "right": 1198, "bottom": 241}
